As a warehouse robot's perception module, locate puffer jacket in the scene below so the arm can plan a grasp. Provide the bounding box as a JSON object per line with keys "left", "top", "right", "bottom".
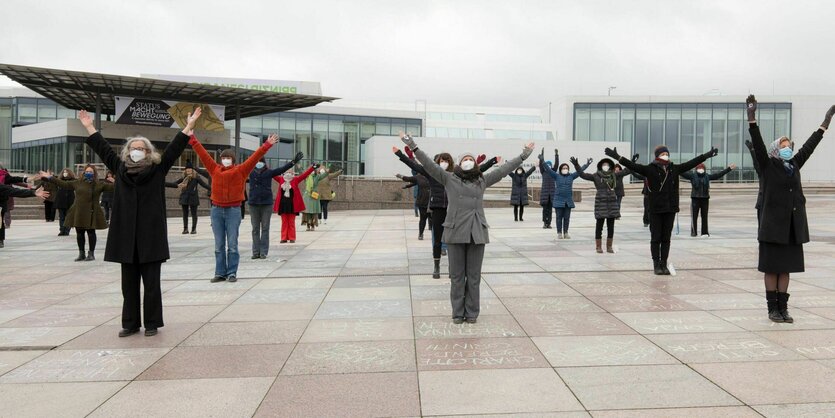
{"left": 508, "top": 166, "right": 536, "bottom": 206}
{"left": 574, "top": 159, "right": 628, "bottom": 219}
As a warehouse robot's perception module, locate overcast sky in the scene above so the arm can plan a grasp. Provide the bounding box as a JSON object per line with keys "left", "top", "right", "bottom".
{"left": 1, "top": 0, "right": 833, "bottom": 108}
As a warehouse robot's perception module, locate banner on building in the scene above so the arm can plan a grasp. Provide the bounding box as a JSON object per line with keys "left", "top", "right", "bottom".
{"left": 114, "top": 96, "right": 226, "bottom": 132}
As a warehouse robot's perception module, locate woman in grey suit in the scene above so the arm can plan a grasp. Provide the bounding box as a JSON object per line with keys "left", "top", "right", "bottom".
{"left": 400, "top": 133, "right": 534, "bottom": 324}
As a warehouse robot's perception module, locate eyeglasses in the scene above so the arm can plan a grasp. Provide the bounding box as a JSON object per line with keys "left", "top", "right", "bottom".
{"left": 129, "top": 147, "right": 147, "bottom": 152}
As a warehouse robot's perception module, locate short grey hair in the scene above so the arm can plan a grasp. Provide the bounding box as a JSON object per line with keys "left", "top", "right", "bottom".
{"left": 120, "top": 136, "right": 161, "bottom": 164}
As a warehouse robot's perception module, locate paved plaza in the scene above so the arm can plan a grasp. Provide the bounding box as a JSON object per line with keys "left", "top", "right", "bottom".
{"left": 2, "top": 194, "right": 835, "bottom": 417}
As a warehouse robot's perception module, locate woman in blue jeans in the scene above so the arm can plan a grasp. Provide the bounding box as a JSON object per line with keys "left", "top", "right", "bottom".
{"left": 539, "top": 150, "right": 590, "bottom": 239}
{"left": 192, "top": 133, "right": 278, "bottom": 282}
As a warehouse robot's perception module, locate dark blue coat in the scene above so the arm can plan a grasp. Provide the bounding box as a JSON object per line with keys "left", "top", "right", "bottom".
{"left": 542, "top": 160, "right": 590, "bottom": 209}
{"left": 248, "top": 162, "right": 295, "bottom": 205}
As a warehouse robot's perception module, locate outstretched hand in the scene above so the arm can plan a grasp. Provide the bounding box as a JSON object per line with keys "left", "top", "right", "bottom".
{"left": 586, "top": 157, "right": 593, "bottom": 165}
{"left": 631, "top": 153, "right": 640, "bottom": 162}
{"left": 293, "top": 152, "right": 304, "bottom": 163}
{"left": 312, "top": 163, "right": 321, "bottom": 170}
{"left": 569, "top": 156, "right": 579, "bottom": 166}
{"left": 708, "top": 147, "right": 719, "bottom": 157}
{"left": 604, "top": 147, "right": 621, "bottom": 160}
{"left": 746, "top": 94, "right": 757, "bottom": 121}
{"left": 395, "top": 174, "right": 403, "bottom": 179}
{"left": 391, "top": 146, "right": 400, "bottom": 154}
{"left": 266, "top": 133, "right": 279, "bottom": 145}
{"left": 79, "top": 110, "right": 94, "bottom": 128}
{"left": 524, "top": 142, "right": 535, "bottom": 151}
{"left": 185, "top": 107, "right": 202, "bottom": 129}
{"left": 38, "top": 170, "right": 52, "bottom": 179}
{"left": 34, "top": 187, "right": 49, "bottom": 201}
{"left": 729, "top": 163, "right": 737, "bottom": 170}
{"left": 821, "top": 104, "right": 835, "bottom": 130}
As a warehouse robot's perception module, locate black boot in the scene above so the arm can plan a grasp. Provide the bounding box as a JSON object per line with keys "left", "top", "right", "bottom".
{"left": 85, "top": 251, "right": 95, "bottom": 261}
{"left": 777, "top": 292, "right": 794, "bottom": 323}
{"left": 74, "top": 249, "right": 86, "bottom": 262}
{"left": 182, "top": 228, "right": 189, "bottom": 234}
{"left": 766, "top": 291, "right": 784, "bottom": 323}
{"left": 653, "top": 260, "right": 664, "bottom": 275}
{"left": 432, "top": 259, "right": 441, "bottom": 279}
{"left": 660, "top": 260, "right": 671, "bottom": 275}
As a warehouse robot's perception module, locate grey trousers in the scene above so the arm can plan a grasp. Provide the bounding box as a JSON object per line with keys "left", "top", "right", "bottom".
{"left": 249, "top": 204, "right": 273, "bottom": 256}
{"left": 447, "top": 242, "right": 486, "bottom": 319}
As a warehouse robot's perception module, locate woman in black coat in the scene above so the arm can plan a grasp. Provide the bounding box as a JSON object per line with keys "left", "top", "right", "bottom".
{"left": 79, "top": 108, "right": 201, "bottom": 338}
{"left": 507, "top": 165, "right": 536, "bottom": 221}
{"left": 166, "top": 161, "right": 210, "bottom": 234}
{"left": 398, "top": 172, "right": 430, "bottom": 239}
{"left": 100, "top": 171, "right": 115, "bottom": 224}
{"left": 52, "top": 168, "right": 76, "bottom": 236}
{"left": 607, "top": 144, "right": 719, "bottom": 275}
{"left": 747, "top": 95, "right": 833, "bottom": 323}
{"left": 573, "top": 157, "right": 632, "bottom": 253}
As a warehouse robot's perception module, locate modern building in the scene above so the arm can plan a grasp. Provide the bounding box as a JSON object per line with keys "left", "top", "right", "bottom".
{"left": 554, "top": 95, "right": 835, "bottom": 182}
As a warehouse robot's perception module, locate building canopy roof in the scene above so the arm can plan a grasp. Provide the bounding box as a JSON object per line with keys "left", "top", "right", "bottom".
{"left": 0, "top": 63, "right": 338, "bottom": 119}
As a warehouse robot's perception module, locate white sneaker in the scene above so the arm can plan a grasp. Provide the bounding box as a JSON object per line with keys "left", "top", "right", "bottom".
{"left": 324, "top": 220, "right": 328, "bottom": 225}
{"left": 701, "top": 234, "right": 709, "bottom": 238}
{"left": 564, "top": 233, "right": 571, "bottom": 239}
{"left": 557, "top": 233, "right": 563, "bottom": 239}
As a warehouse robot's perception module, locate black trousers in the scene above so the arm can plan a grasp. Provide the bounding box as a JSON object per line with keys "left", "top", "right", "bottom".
{"left": 418, "top": 206, "right": 429, "bottom": 235}
{"left": 541, "top": 198, "right": 553, "bottom": 225}
{"left": 642, "top": 195, "right": 649, "bottom": 226}
{"left": 58, "top": 208, "right": 70, "bottom": 234}
{"left": 513, "top": 205, "right": 525, "bottom": 221}
{"left": 44, "top": 201, "right": 56, "bottom": 221}
{"left": 430, "top": 208, "right": 447, "bottom": 259}
{"left": 101, "top": 201, "right": 111, "bottom": 222}
{"left": 691, "top": 198, "right": 709, "bottom": 236}
{"left": 182, "top": 204, "right": 198, "bottom": 230}
{"left": 121, "top": 261, "right": 164, "bottom": 330}
{"left": 595, "top": 218, "right": 615, "bottom": 239}
{"left": 318, "top": 200, "right": 331, "bottom": 220}
{"left": 649, "top": 212, "right": 676, "bottom": 262}
{"left": 75, "top": 228, "right": 97, "bottom": 252}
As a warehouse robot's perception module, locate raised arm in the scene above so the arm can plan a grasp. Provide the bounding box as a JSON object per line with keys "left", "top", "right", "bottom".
{"left": 571, "top": 157, "right": 594, "bottom": 181}
{"left": 483, "top": 143, "right": 535, "bottom": 187}
{"left": 680, "top": 171, "right": 694, "bottom": 180}
{"left": 607, "top": 147, "right": 651, "bottom": 176}
{"left": 77, "top": 110, "right": 121, "bottom": 172}
{"left": 580, "top": 158, "right": 592, "bottom": 172}
{"left": 479, "top": 157, "right": 498, "bottom": 172}
{"left": 328, "top": 169, "right": 343, "bottom": 179}
{"left": 746, "top": 95, "right": 770, "bottom": 169}
{"left": 541, "top": 159, "right": 558, "bottom": 180}
{"left": 745, "top": 140, "right": 761, "bottom": 177}
{"left": 189, "top": 136, "right": 219, "bottom": 173}
{"left": 677, "top": 149, "right": 717, "bottom": 174}
{"left": 792, "top": 105, "right": 832, "bottom": 169}
{"left": 709, "top": 166, "right": 734, "bottom": 181}
{"left": 524, "top": 165, "right": 536, "bottom": 178}
{"left": 393, "top": 148, "right": 429, "bottom": 177}
{"left": 238, "top": 134, "right": 277, "bottom": 175}
{"left": 196, "top": 176, "right": 210, "bottom": 190}
{"left": 267, "top": 152, "right": 303, "bottom": 178}
{"left": 165, "top": 177, "right": 184, "bottom": 188}
{"left": 39, "top": 173, "right": 76, "bottom": 190}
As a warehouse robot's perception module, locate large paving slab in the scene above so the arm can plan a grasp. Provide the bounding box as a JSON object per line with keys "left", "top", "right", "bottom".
{"left": 1, "top": 197, "right": 835, "bottom": 415}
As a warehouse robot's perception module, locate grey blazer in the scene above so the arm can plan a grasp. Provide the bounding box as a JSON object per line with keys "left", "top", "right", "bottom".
{"left": 415, "top": 147, "right": 532, "bottom": 244}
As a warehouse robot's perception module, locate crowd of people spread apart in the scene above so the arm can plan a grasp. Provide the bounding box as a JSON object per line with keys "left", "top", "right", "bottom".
{"left": 0, "top": 96, "right": 832, "bottom": 335}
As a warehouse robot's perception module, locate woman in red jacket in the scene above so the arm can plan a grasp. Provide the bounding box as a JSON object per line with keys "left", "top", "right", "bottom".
{"left": 274, "top": 164, "right": 318, "bottom": 243}
{"left": 191, "top": 133, "right": 278, "bottom": 283}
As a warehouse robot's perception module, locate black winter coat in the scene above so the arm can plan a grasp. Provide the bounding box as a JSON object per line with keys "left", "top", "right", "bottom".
{"left": 401, "top": 174, "right": 430, "bottom": 207}
{"left": 750, "top": 123, "right": 822, "bottom": 245}
{"left": 508, "top": 166, "right": 536, "bottom": 206}
{"left": 166, "top": 175, "right": 210, "bottom": 206}
{"left": 680, "top": 167, "right": 731, "bottom": 199}
{"left": 396, "top": 151, "right": 448, "bottom": 209}
{"left": 575, "top": 163, "right": 629, "bottom": 219}
{"left": 538, "top": 160, "right": 555, "bottom": 205}
{"left": 53, "top": 178, "right": 76, "bottom": 209}
{"left": 86, "top": 131, "right": 189, "bottom": 264}
{"left": 248, "top": 162, "right": 294, "bottom": 205}
{"left": 618, "top": 152, "right": 714, "bottom": 214}
{"left": 747, "top": 143, "right": 764, "bottom": 210}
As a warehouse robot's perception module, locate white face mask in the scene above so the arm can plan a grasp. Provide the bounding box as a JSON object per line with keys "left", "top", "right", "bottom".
{"left": 696, "top": 169, "right": 705, "bottom": 174}
{"left": 129, "top": 149, "right": 146, "bottom": 162}
{"left": 221, "top": 158, "right": 233, "bottom": 167}
{"left": 319, "top": 168, "right": 326, "bottom": 174}
{"left": 601, "top": 165, "right": 611, "bottom": 172}
{"left": 62, "top": 173, "right": 69, "bottom": 178}
{"left": 283, "top": 173, "right": 293, "bottom": 181}
{"left": 560, "top": 169, "right": 569, "bottom": 175}
{"left": 439, "top": 161, "right": 449, "bottom": 170}
{"left": 516, "top": 169, "right": 524, "bottom": 175}
{"left": 460, "top": 160, "right": 475, "bottom": 171}
{"left": 658, "top": 155, "right": 670, "bottom": 161}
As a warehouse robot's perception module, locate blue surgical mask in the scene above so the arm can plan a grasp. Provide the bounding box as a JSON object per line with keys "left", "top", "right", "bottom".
{"left": 779, "top": 147, "right": 793, "bottom": 160}
{"left": 255, "top": 162, "right": 265, "bottom": 169}
{"left": 83, "top": 172, "right": 94, "bottom": 180}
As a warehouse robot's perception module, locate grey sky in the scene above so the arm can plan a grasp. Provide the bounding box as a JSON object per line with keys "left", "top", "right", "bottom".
{"left": 1, "top": 0, "right": 832, "bottom": 107}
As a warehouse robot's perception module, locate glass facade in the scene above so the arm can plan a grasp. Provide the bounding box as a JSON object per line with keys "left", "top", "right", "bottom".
{"left": 3, "top": 96, "right": 421, "bottom": 175}
{"left": 573, "top": 102, "right": 792, "bottom": 182}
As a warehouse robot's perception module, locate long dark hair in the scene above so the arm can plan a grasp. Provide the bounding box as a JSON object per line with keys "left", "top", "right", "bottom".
{"left": 82, "top": 164, "right": 99, "bottom": 181}
{"left": 435, "top": 153, "right": 454, "bottom": 172}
